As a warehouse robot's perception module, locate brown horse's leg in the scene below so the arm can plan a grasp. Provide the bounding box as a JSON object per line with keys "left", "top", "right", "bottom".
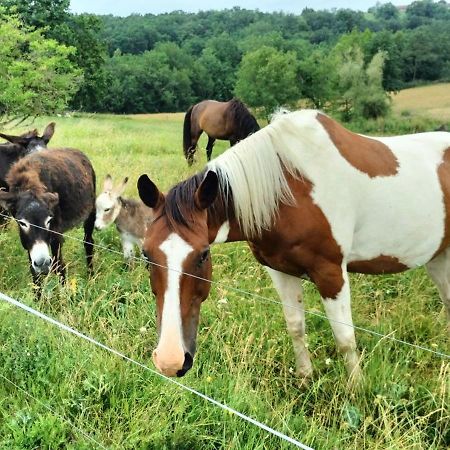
{"left": 83, "top": 209, "right": 95, "bottom": 276}
{"left": 206, "top": 136, "right": 215, "bottom": 162}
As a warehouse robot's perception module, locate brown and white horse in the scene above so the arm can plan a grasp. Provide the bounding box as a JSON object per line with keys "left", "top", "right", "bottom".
{"left": 138, "top": 110, "right": 450, "bottom": 379}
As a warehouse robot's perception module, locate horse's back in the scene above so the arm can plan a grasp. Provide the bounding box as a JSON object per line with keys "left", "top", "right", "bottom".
{"left": 272, "top": 111, "right": 450, "bottom": 268}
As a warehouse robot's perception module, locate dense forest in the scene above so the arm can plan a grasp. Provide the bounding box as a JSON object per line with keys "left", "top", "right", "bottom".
{"left": 1, "top": 0, "right": 450, "bottom": 119}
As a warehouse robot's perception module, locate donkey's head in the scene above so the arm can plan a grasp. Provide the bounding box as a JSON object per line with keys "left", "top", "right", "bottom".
{"left": 0, "top": 122, "right": 55, "bottom": 153}
{"left": 0, "top": 189, "right": 59, "bottom": 274}
{"left": 95, "top": 175, "right": 128, "bottom": 230}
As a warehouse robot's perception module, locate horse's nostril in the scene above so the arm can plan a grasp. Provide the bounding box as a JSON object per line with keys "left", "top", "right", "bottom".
{"left": 176, "top": 352, "right": 193, "bottom": 377}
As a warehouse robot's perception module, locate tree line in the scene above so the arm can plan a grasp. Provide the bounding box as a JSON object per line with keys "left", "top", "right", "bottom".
{"left": 1, "top": 0, "right": 449, "bottom": 122}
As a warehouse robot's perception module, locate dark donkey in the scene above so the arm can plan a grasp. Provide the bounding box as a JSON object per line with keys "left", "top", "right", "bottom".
{"left": 0, "top": 148, "right": 96, "bottom": 287}
{"left": 183, "top": 99, "right": 260, "bottom": 165}
{"left": 0, "top": 122, "right": 55, "bottom": 190}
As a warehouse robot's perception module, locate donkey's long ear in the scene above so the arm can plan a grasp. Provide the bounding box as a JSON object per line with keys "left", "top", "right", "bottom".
{"left": 42, "top": 122, "right": 55, "bottom": 144}
{"left": 103, "top": 174, "right": 113, "bottom": 192}
{"left": 138, "top": 174, "right": 163, "bottom": 208}
{"left": 114, "top": 177, "right": 129, "bottom": 196}
{"left": 0, "top": 132, "right": 29, "bottom": 146}
{"left": 42, "top": 192, "right": 59, "bottom": 210}
{"left": 194, "top": 170, "right": 219, "bottom": 210}
{"left": 0, "top": 190, "right": 17, "bottom": 211}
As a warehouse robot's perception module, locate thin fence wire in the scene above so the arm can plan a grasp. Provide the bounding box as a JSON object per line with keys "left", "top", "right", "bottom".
{"left": 0, "top": 290, "right": 313, "bottom": 450}
{"left": 1, "top": 212, "right": 448, "bottom": 360}
{"left": 0, "top": 372, "right": 109, "bottom": 450}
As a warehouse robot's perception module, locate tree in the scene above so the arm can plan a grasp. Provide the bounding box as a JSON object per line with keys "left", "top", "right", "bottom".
{"left": 0, "top": 13, "right": 82, "bottom": 124}
{"left": 335, "top": 46, "right": 390, "bottom": 120}
{"left": 235, "top": 46, "right": 301, "bottom": 119}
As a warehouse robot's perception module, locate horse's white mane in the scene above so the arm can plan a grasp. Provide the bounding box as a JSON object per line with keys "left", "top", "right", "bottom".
{"left": 207, "top": 109, "right": 319, "bottom": 237}
{"left": 269, "top": 107, "right": 291, "bottom": 123}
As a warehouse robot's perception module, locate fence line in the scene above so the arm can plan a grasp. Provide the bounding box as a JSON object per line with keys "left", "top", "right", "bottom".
{"left": 0, "top": 372, "right": 108, "bottom": 449}
{"left": 1, "top": 212, "right": 448, "bottom": 360}
{"left": 0, "top": 290, "right": 313, "bottom": 450}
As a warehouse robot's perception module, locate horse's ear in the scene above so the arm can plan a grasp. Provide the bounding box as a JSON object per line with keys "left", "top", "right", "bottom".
{"left": 0, "top": 132, "right": 29, "bottom": 146}
{"left": 0, "top": 190, "right": 17, "bottom": 211}
{"left": 42, "top": 122, "right": 55, "bottom": 144}
{"left": 195, "top": 170, "right": 218, "bottom": 210}
{"left": 103, "top": 174, "right": 113, "bottom": 192}
{"left": 138, "top": 174, "right": 163, "bottom": 208}
{"left": 114, "top": 177, "right": 128, "bottom": 196}
{"left": 42, "top": 192, "right": 59, "bottom": 209}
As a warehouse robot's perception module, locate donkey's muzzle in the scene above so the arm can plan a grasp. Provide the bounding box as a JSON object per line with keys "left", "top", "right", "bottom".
{"left": 32, "top": 256, "right": 52, "bottom": 274}
{"left": 176, "top": 352, "right": 193, "bottom": 377}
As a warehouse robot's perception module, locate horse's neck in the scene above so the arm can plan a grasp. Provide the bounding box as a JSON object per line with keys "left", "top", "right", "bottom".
{"left": 207, "top": 197, "right": 244, "bottom": 244}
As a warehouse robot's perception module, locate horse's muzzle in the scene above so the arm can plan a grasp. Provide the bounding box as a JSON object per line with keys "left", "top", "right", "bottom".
{"left": 176, "top": 352, "right": 194, "bottom": 377}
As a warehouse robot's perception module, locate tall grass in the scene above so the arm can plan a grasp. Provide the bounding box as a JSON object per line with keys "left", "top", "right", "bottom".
{"left": 0, "top": 113, "right": 448, "bottom": 449}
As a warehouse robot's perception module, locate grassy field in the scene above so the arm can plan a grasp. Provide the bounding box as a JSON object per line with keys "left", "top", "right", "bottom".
{"left": 0, "top": 112, "right": 449, "bottom": 449}
{"left": 391, "top": 83, "right": 450, "bottom": 122}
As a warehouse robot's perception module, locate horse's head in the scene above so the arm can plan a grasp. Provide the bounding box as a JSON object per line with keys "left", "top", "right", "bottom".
{"left": 0, "top": 122, "right": 55, "bottom": 153}
{"left": 0, "top": 189, "right": 59, "bottom": 274}
{"left": 137, "top": 171, "right": 219, "bottom": 377}
{"left": 95, "top": 175, "right": 128, "bottom": 230}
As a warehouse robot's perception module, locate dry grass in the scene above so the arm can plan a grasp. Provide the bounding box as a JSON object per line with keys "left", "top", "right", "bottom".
{"left": 391, "top": 83, "right": 450, "bottom": 122}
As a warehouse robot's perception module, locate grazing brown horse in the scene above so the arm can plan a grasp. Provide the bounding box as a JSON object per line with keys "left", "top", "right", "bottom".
{"left": 0, "top": 148, "right": 96, "bottom": 289}
{"left": 183, "top": 99, "right": 260, "bottom": 165}
{"left": 138, "top": 109, "right": 450, "bottom": 380}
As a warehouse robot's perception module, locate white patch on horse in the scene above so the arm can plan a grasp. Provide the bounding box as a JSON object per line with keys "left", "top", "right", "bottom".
{"left": 212, "top": 221, "right": 230, "bottom": 244}
{"left": 156, "top": 233, "right": 193, "bottom": 369}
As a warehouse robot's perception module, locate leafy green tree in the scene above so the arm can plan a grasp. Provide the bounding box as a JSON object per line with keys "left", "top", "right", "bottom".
{"left": 336, "top": 46, "right": 390, "bottom": 120}
{"left": 0, "top": 13, "right": 82, "bottom": 124}
{"left": 235, "top": 46, "right": 301, "bottom": 119}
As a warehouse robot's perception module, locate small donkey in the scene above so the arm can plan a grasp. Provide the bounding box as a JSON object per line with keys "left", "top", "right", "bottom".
{"left": 95, "top": 175, "right": 154, "bottom": 262}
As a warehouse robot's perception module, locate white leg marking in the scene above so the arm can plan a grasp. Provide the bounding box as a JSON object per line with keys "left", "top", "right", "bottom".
{"left": 426, "top": 248, "right": 450, "bottom": 331}
{"left": 155, "top": 233, "right": 193, "bottom": 374}
{"left": 266, "top": 267, "right": 312, "bottom": 378}
{"left": 321, "top": 269, "right": 361, "bottom": 381}
{"left": 212, "top": 221, "right": 230, "bottom": 244}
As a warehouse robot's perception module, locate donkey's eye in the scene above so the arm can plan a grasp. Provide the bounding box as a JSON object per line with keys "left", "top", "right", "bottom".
{"left": 104, "top": 208, "right": 111, "bottom": 213}
{"left": 197, "top": 249, "right": 210, "bottom": 267}
{"left": 17, "top": 219, "right": 30, "bottom": 230}
{"left": 45, "top": 217, "right": 53, "bottom": 229}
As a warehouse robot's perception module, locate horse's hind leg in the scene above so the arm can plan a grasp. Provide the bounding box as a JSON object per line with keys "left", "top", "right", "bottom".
{"left": 266, "top": 267, "right": 313, "bottom": 379}
{"left": 206, "top": 136, "right": 215, "bottom": 162}
{"left": 426, "top": 248, "right": 450, "bottom": 331}
{"left": 83, "top": 209, "right": 95, "bottom": 276}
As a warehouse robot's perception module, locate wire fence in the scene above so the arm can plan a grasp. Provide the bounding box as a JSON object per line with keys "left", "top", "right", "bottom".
{"left": 1, "top": 212, "right": 448, "bottom": 360}
{"left": 0, "top": 290, "right": 313, "bottom": 450}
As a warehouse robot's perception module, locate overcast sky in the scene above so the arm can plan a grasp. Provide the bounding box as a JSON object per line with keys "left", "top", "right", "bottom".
{"left": 69, "top": 0, "right": 414, "bottom": 16}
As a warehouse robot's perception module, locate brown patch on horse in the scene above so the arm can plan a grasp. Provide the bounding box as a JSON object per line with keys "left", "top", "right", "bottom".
{"left": 433, "top": 147, "right": 450, "bottom": 258}
{"left": 317, "top": 113, "right": 399, "bottom": 178}
{"left": 248, "top": 174, "right": 345, "bottom": 299}
{"left": 348, "top": 255, "right": 409, "bottom": 274}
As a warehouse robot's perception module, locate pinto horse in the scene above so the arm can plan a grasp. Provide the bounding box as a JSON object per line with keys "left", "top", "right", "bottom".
{"left": 183, "top": 99, "right": 260, "bottom": 165}
{"left": 138, "top": 110, "right": 450, "bottom": 380}
{"left": 0, "top": 148, "right": 96, "bottom": 288}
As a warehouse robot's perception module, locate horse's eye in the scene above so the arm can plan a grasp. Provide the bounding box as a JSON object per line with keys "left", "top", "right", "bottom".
{"left": 197, "top": 249, "right": 210, "bottom": 267}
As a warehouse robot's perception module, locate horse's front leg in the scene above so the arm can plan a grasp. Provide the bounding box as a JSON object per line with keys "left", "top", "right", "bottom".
{"left": 206, "top": 136, "right": 215, "bottom": 162}
{"left": 266, "top": 267, "right": 313, "bottom": 379}
{"left": 315, "top": 264, "right": 361, "bottom": 384}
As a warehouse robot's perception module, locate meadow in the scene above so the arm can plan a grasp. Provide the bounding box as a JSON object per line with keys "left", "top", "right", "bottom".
{"left": 0, "top": 106, "right": 449, "bottom": 449}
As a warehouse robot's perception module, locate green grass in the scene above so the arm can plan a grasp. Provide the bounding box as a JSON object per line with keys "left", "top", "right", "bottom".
{"left": 0, "top": 113, "right": 449, "bottom": 449}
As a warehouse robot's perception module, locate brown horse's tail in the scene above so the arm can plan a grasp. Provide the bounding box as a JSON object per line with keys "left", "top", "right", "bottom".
{"left": 183, "top": 106, "right": 194, "bottom": 162}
